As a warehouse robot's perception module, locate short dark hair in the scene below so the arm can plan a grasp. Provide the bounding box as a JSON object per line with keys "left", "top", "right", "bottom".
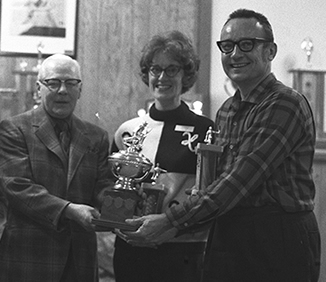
{"left": 139, "top": 30, "right": 200, "bottom": 94}
{"left": 225, "top": 9, "right": 274, "bottom": 42}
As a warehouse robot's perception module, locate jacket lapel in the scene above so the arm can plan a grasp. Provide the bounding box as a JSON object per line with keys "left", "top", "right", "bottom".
{"left": 33, "top": 107, "right": 91, "bottom": 188}
{"left": 33, "top": 106, "right": 67, "bottom": 166}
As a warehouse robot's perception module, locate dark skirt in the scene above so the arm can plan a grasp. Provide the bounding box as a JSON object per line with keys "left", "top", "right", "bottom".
{"left": 114, "top": 237, "right": 206, "bottom": 282}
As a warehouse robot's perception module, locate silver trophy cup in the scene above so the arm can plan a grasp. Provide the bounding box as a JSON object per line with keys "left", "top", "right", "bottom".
{"left": 93, "top": 122, "right": 166, "bottom": 231}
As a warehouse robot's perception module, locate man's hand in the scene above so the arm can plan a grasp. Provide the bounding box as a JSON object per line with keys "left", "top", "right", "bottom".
{"left": 121, "top": 213, "right": 178, "bottom": 246}
{"left": 63, "top": 203, "right": 100, "bottom": 231}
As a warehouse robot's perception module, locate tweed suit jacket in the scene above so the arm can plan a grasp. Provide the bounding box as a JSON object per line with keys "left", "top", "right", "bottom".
{"left": 0, "top": 105, "right": 111, "bottom": 282}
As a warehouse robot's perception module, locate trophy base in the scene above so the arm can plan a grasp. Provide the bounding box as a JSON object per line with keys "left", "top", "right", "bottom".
{"left": 93, "top": 189, "right": 141, "bottom": 231}
{"left": 92, "top": 218, "right": 138, "bottom": 231}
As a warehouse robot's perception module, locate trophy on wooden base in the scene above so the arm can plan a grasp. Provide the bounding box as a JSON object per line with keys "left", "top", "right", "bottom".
{"left": 193, "top": 126, "right": 223, "bottom": 195}
{"left": 92, "top": 122, "right": 166, "bottom": 231}
{"left": 140, "top": 165, "right": 167, "bottom": 215}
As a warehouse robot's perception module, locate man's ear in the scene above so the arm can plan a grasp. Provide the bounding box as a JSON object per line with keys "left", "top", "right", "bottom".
{"left": 268, "top": 42, "right": 278, "bottom": 61}
{"left": 36, "top": 81, "right": 41, "bottom": 92}
{"left": 78, "top": 83, "right": 82, "bottom": 99}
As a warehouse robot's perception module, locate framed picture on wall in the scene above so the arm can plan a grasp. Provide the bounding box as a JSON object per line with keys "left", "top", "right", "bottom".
{"left": 0, "top": 0, "right": 78, "bottom": 57}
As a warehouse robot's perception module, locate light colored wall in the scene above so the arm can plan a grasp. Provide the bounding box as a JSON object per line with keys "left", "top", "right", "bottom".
{"left": 210, "top": 0, "right": 326, "bottom": 117}
{"left": 210, "top": 2, "right": 326, "bottom": 281}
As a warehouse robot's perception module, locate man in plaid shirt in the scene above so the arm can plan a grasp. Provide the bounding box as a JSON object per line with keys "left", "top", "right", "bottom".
{"left": 122, "top": 9, "right": 321, "bottom": 282}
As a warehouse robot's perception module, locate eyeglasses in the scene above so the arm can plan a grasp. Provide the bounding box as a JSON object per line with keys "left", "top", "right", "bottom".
{"left": 39, "top": 79, "right": 81, "bottom": 92}
{"left": 216, "top": 38, "right": 272, "bottom": 54}
{"left": 149, "top": 65, "right": 182, "bottom": 78}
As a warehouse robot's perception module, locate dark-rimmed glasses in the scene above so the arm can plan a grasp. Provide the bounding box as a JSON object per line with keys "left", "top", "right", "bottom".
{"left": 39, "top": 79, "right": 81, "bottom": 92}
{"left": 216, "top": 38, "right": 272, "bottom": 54}
{"left": 149, "top": 65, "right": 182, "bottom": 78}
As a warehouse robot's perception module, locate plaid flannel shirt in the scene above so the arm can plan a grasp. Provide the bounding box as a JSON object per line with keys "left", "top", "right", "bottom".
{"left": 166, "top": 73, "right": 316, "bottom": 230}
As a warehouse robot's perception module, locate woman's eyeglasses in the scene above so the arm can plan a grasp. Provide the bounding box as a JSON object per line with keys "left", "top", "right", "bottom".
{"left": 149, "top": 65, "right": 182, "bottom": 78}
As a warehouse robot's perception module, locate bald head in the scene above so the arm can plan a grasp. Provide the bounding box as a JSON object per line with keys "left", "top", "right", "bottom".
{"left": 37, "top": 54, "right": 82, "bottom": 119}
{"left": 38, "top": 54, "right": 81, "bottom": 81}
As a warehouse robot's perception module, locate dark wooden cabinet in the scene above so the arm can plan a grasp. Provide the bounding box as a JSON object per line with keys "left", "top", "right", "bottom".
{"left": 13, "top": 70, "right": 38, "bottom": 112}
{"left": 290, "top": 69, "right": 326, "bottom": 148}
{"left": 0, "top": 88, "right": 19, "bottom": 120}
{"left": 0, "top": 70, "right": 38, "bottom": 121}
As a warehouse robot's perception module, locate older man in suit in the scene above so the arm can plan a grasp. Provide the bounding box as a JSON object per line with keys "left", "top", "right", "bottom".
{"left": 0, "top": 54, "right": 111, "bottom": 282}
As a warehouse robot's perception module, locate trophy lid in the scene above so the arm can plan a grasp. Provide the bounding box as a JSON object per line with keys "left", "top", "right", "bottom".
{"left": 108, "top": 150, "right": 152, "bottom": 168}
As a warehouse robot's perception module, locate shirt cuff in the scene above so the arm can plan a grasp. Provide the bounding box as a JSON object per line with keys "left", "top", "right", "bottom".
{"left": 165, "top": 206, "right": 190, "bottom": 230}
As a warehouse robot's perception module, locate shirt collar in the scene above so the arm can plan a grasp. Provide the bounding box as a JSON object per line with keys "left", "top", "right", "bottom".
{"left": 149, "top": 101, "right": 189, "bottom": 122}
{"left": 45, "top": 111, "right": 72, "bottom": 135}
{"left": 241, "top": 73, "right": 277, "bottom": 104}
{"left": 229, "top": 73, "right": 276, "bottom": 112}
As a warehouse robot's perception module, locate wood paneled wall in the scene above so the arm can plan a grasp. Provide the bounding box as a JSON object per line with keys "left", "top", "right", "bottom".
{"left": 0, "top": 1, "right": 212, "bottom": 143}
{"left": 75, "top": 0, "right": 212, "bottom": 142}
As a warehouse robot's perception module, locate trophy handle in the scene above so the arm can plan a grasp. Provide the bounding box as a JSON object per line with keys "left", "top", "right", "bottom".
{"left": 111, "top": 167, "right": 120, "bottom": 179}
{"left": 134, "top": 169, "right": 150, "bottom": 183}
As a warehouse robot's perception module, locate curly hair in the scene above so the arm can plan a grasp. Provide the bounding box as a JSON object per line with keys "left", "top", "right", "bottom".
{"left": 139, "top": 30, "right": 200, "bottom": 94}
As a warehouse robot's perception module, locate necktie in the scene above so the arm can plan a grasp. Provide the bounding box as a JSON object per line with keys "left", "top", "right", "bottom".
{"left": 57, "top": 121, "right": 71, "bottom": 155}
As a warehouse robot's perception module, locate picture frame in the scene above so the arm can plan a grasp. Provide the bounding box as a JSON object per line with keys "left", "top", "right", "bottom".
{"left": 0, "top": 0, "right": 78, "bottom": 57}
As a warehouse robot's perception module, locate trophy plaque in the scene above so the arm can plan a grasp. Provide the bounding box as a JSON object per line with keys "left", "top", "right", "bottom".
{"left": 139, "top": 166, "right": 167, "bottom": 215}
{"left": 193, "top": 126, "right": 223, "bottom": 195}
{"left": 92, "top": 122, "right": 167, "bottom": 231}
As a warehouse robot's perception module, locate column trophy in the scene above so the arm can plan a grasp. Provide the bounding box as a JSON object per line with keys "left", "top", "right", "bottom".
{"left": 193, "top": 126, "right": 223, "bottom": 195}
{"left": 92, "top": 122, "right": 167, "bottom": 231}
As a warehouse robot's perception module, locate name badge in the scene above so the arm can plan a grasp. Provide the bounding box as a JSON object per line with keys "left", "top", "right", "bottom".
{"left": 175, "top": 125, "right": 194, "bottom": 132}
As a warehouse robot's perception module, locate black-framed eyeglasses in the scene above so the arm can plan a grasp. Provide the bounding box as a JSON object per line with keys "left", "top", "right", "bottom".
{"left": 149, "top": 65, "right": 182, "bottom": 78}
{"left": 39, "top": 79, "right": 82, "bottom": 92}
{"left": 216, "top": 38, "right": 272, "bottom": 54}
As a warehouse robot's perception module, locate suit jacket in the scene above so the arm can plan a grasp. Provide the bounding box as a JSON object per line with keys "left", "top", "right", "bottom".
{"left": 0, "top": 105, "right": 111, "bottom": 282}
